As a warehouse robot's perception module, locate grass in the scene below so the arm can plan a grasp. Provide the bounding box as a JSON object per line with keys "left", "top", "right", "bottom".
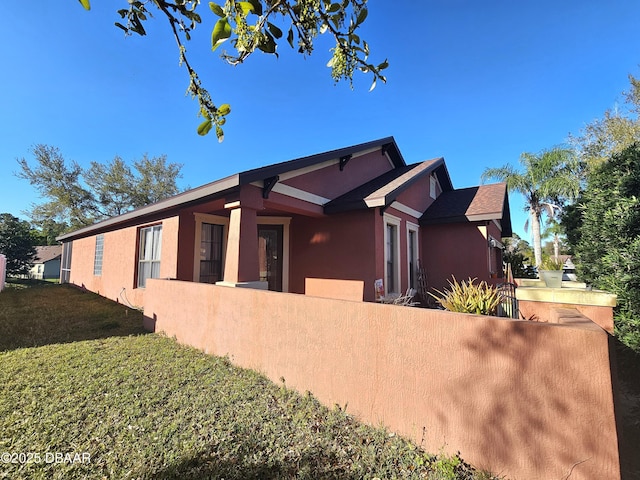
{"left": 0, "top": 284, "right": 499, "bottom": 480}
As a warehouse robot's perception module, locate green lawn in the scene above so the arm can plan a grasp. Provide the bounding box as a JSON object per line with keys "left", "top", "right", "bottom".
{"left": 0, "top": 284, "right": 498, "bottom": 479}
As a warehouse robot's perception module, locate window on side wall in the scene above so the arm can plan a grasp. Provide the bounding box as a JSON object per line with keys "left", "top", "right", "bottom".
{"left": 199, "top": 223, "right": 224, "bottom": 284}
{"left": 430, "top": 174, "right": 437, "bottom": 199}
{"left": 384, "top": 214, "right": 401, "bottom": 295}
{"left": 407, "top": 224, "right": 419, "bottom": 290}
{"left": 137, "top": 225, "right": 162, "bottom": 288}
{"left": 93, "top": 234, "right": 104, "bottom": 276}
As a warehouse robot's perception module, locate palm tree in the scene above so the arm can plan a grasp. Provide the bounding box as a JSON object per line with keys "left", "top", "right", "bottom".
{"left": 541, "top": 216, "right": 565, "bottom": 261}
{"left": 481, "top": 147, "right": 580, "bottom": 267}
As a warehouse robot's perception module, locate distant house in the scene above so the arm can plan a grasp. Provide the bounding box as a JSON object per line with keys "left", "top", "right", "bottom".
{"left": 30, "top": 245, "right": 62, "bottom": 280}
{"left": 57, "top": 137, "right": 512, "bottom": 306}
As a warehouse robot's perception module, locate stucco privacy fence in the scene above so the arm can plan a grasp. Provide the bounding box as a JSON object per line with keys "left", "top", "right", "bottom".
{"left": 0, "top": 254, "right": 6, "bottom": 292}
{"left": 515, "top": 278, "right": 617, "bottom": 333}
{"left": 142, "top": 278, "right": 621, "bottom": 480}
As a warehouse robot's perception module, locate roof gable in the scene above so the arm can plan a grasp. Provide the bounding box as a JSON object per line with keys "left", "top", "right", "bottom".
{"left": 238, "top": 137, "right": 405, "bottom": 185}
{"left": 324, "top": 158, "right": 452, "bottom": 214}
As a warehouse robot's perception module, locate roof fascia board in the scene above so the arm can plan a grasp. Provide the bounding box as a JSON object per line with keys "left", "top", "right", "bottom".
{"left": 434, "top": 162, "right": 454, "bottom": 192}
{"left": 364, "top": 158, "right": 444, "bottom": 208}
{"left": 238, "top": 137, "right": 402, "bottom": 185}
{"left": 276, "top": 146, "right": 383, "bottom": 182}
{"left": 57, "top": 174, "right": 240, "bottom": 241}
{"left": 421, "top": 212, "right": 503, "bottom": 225}
{"left": 250, "top": 181, "right": 330, "bottom": 205}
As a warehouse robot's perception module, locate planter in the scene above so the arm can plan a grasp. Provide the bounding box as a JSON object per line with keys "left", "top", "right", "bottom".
{"left": 539, "top": 270, "right": 563, "bottom": 288}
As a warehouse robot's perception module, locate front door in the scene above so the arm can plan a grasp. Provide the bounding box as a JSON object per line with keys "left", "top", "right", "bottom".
{"left": 258, "top": 225, "right": 283, "bottom": 291}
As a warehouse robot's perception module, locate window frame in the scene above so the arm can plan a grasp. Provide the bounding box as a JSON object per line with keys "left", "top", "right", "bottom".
{"left": 383, "top": 213, "right": 402, "bottom": 295}
{"left": 93, "top": 234, "right": 104, "bottom": 276}
{"left": 406, "top": 222, "right": 420, "bottom": 290}
{"left": 136, "top": 224, "right": 163, "bottom": 288}
{"left": 199, "top": 223, "right": 225, "bottom": 284}
{"left": 193, "top": 213, "right": 229, "bottom": 283}
{"left": 430, "top": 174, "right": 438, "bottom": 199}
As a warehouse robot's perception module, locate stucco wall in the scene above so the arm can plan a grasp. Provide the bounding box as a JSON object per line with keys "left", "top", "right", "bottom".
{"left": 422, "top": 222, "right": 495, "bottom": 292}
{"left": 68, "top": 217, "right": 180, "bottom": 308}
{"left": 394, "top": 174, "right": 436, "bottom": 213}
{"left": 282, "top": 150, "right": 394, "bottom": 200}
{"left": 143, "top": 279, "right": 620, "bottom": 480}
{"left": 290, "top": 210, "right": 378, "bottom": 300}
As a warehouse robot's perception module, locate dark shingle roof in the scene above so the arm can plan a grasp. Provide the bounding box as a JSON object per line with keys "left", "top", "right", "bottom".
{"left": 34, "top": 245, "right": 62, "bottom": 263}
{"left": 420, "top": 183, "right": 512, "bottom": 236}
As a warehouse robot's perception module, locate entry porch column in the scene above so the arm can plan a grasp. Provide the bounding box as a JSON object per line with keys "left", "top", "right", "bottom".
{"left": 217, "top": 199, "right": 268, "bottom": 290}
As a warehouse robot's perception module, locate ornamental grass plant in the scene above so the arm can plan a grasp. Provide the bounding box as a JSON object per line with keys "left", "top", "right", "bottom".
{"left": 429, "top": 277, "right": 500, "bottom": 316}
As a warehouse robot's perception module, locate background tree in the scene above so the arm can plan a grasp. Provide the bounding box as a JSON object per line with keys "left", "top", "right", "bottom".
{"left": 16, "top": 145, "right": 184, "bottom": 232}
{"left": 540, "top": 217, "right": 568, "bottom": 260}
{"left": 78, "top": 0, "right": 387, "bottom": 140}
{"left": 564, "top": 143, "right": 640, "bottom": 351}
{"left": 502, "top": 234, "right": 536, "bottom": 279}
{"left": 569, "top": 74, "right": 640, "bottom": 172}
{"left": 481, "top": 147, "right": 580, "bottom": 267}
{"left": 30, "top": 219, "right": 70, "bottom": 246}
{"left": 0, "top": 214, "right": 37, "bottom": 277}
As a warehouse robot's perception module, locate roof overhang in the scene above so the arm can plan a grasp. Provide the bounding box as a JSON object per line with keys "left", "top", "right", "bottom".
{"left": 57, "top": 137, "right": 405, "bottom": 242}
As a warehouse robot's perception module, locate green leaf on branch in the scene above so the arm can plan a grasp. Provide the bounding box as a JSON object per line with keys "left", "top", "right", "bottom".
{"left": 257, "top": 32, "right": 277, "bottom": 54}
{"left": 238, "top": 2, "right": 255, "bottom": 16}
{"left": 247, "top": 0, "right": 263, "bottom": 15}
{"left": 197, "top": 119, "right": 213, "bottom": 136}
{"left": 267, "top": 22, "right": 283, "bottom": 39}
{"left": 78, "top": 0, "right": 91, "bottom": 10}
{"left": 217, "top": 103, "right": 231, "bottom": 116}
{"left": 211, "top": 17, "right": 232, "bottom": 51}
{"left": 356, "top": 7, "right": 368, "bottom": 26}
{"left": 215, "top": 126, "right": 225, "bottom": 142}
{"left": 327, "top": 3, "right": 341, "bottom": 13}
{"left": 209, "top": 2, "right": 225, "bottom": 17}
{"left": 287, "top": 27, "right": 294, "bottom": 48}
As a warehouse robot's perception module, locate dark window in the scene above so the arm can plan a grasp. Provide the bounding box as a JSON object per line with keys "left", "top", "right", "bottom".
{"left": 386, "top": 223, "right": 397, "bottom": 293}
{"left": 408, "top": 229, "right": 417, "bottom": 289}
{"left": 199, "top": 223, "right": 224, "bottom": 284}
{"left": 61, "top": 241, "right": 73, "bottom": 283}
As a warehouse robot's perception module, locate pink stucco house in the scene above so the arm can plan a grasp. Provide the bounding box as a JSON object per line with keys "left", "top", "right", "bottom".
{"left": 57, "top": 137, "right": 511, "bottom": 305}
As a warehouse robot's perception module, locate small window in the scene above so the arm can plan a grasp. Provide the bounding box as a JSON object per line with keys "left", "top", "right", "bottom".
{"left": 408, "top": 228, "right": 418, "bottom": 289}
{"left": 386, "top": 223, "right": 397, "bottom": 293}
{"left": 137, "top": 225, "right": 162, "bottom": 288}
{"left": 93, "top": 234, "right": 104, "bottom": 276}
{"left": 430, "top": 175, "right": 437, "bottom": 199}
{"left": 384, "top": 214, "right": 401, "bottom": 295}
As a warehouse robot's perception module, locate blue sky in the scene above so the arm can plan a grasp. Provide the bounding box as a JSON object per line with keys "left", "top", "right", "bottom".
{"left": 1, "top": 1, "right": 639, "bottom": 241}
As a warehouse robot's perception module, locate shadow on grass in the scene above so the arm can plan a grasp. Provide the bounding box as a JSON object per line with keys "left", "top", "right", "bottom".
{"left": 0, "top": 283, "right": 147, "bottom": 352}
{"left": 137, "top": 446, "right": 366, "bottom": 480}
{"left": 613, "top": 338, "right": 640, "bottom": 480}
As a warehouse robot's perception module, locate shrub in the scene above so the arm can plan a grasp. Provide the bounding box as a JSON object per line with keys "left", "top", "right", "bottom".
{"left": 565, "top": 143, "right": 640, "bottom": 352}
{"left": 429, "top": 277, "right": 500, "bottom": 316}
